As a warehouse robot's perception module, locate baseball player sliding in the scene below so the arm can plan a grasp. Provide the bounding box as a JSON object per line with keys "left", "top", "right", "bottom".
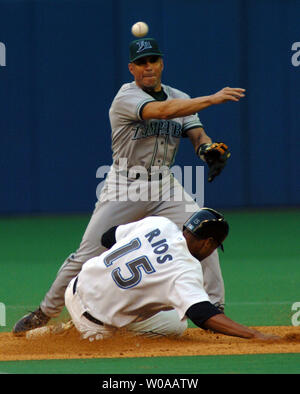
{"left": 13, "top": 37, "right": 245, "bottom": 334}
{"left": 64, "top": 209, "right": 278, "bottom": 341}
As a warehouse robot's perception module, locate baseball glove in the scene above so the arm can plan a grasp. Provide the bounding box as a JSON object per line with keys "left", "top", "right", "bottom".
{"left": 197, "top": 142, "right": 231, "bottom": 182}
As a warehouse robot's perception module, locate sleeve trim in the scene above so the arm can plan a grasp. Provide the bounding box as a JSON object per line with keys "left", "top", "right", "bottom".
{"left": 185, "top": 301, "right": 222, "bottom": 328}
{"left": 137, "top": 99, "right": 156, "bottom": 120}
{"left": 182, "top": 121, "right": 204, "bottom": 131}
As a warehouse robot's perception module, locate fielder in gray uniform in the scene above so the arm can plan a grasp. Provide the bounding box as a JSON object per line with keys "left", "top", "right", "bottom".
{"left": 13, "top": 37, "right": 245, "bottom": 333}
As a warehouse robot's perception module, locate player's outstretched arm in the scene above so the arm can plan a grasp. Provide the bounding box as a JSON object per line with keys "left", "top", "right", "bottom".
{"left": 142, "top": 87, "right": 245, "bottom": 120}
{"left": 186, "top": 302, "right": 280, "bottom": 341}
{"left": 202, "top": 313, "right": 279, "bottom": 340}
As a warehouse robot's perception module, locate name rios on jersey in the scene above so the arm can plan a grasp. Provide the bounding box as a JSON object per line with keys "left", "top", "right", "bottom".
{"left": 132, "top": 119, "right": 182, "bottom": 140}
{"left": 145, "top": 228, "right": 173, "bottom": 264}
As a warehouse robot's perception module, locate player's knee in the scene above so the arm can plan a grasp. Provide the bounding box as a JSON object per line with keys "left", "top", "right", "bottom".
{"left": 126, "top": 309, "right": 187, "bottom": 338}
{"left": 153, "top": 310, "right": 188, "bottom": 337}
{"left": 167, "top": 313, "right": 188, "bottom": 337}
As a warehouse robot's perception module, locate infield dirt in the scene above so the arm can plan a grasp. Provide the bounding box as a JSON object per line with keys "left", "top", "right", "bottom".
{"left": 1, "top": 326, "right": 300, "bottom": 361}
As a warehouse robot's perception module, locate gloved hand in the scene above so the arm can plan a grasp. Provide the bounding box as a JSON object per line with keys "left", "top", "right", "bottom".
{"left": 197, "top": 142, "right": 231, "bottom": 182}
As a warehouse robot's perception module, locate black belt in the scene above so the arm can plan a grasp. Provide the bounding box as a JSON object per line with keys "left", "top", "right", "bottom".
{"left": 120, "top": 171, "right": 165, "bottom": 181}
{"left": 72, "top": 277, "right": 103, "bottom": 326}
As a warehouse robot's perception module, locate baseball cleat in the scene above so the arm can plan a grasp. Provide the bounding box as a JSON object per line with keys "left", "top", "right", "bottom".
{"left": 12, "top": 307, "right": 50, "bottom": 335}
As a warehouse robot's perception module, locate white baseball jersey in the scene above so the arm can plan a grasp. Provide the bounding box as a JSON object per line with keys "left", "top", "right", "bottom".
{"left": 76, "top": 216, "right": 210, "bottom": 328}
{"left": 109, "top": 82, "right": 203, "bottom": 171}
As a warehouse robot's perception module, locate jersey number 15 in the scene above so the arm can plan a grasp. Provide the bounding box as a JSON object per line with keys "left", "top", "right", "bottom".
{"left": 103, "top": 238, "right": 156, "bottom": 289}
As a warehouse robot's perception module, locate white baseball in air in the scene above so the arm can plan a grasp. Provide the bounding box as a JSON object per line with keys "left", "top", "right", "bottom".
{"left": 131, "top": 21, "right": 149, "bottom": 37}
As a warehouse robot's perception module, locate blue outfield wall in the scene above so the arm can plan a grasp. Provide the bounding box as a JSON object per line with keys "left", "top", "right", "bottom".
{"left": 0, "top": 0, "right": 299, "bottom": 214}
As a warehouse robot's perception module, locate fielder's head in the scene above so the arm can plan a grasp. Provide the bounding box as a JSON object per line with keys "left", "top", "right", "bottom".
{"left": 129, "top": 37, "right": 163, "bottom": 63}
{"left": 128, "top": 38, "right": 164, "bottom": 92}
{"left": 183, "top": 208, "right": 229, "bottom": 261}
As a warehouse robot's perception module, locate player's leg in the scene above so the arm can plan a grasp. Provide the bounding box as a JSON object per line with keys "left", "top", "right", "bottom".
{"left": 40, "top": 197, "right": 148, "bottom": 318}
{"left": 125, "top": 310, "right": 188, "bottom": 337}
{"left": 13, "top": 184, "right": 149, "bottom": 333}
{"left": 40, "top": 173, "right": 155, "bottom": 319}
{"left": 151, "top": 175, "right": 225, "bottom": 307}
{"left": 12, "top": 201, "right": 111, "bottom": 333}
{"left": 65, "top": 277, "right": 115, "bottom": 340}
{"left": 199, "top": 249, "right": 224, "bottom": 308}
{"left": 39, "top": 198, "right": 112, "bottom": 318}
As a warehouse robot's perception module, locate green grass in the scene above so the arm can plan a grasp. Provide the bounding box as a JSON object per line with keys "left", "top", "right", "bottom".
{"left": 1, "top": 353, "right": 300, "bottom": 374}
{"left": 219, "top": 209, "right": 300, "bottom": 326}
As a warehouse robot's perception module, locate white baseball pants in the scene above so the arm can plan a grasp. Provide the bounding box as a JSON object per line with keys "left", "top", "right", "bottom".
{"left": 65, "top": 277, "right": 188, "bottom": 340}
